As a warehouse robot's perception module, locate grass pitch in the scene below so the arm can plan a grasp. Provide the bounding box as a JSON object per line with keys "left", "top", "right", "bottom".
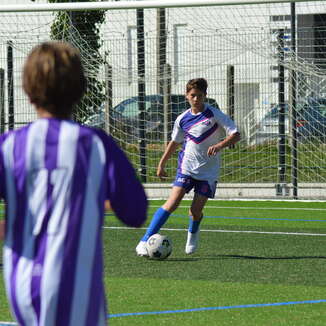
{"left": 1, "top": 200, "right": 326, "bottom": 325}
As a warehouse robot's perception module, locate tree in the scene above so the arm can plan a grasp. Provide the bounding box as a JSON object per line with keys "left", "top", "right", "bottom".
{"left": 32, "top": 0, "right": 106, "bottom": 122}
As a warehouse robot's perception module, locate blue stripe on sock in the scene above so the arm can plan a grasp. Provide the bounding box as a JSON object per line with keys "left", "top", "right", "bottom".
{"left": 141, "top": 207, "right": 171, "bottom": 241}
{"left": 188, "top": 219, "right": 201, "bottom": 233}
{"left": 188, "top": 215, "right": 203, "bottom": 233}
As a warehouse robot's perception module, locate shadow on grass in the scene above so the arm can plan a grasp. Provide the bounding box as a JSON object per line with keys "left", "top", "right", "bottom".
{"left": 151, "top": 254, "right": 326, "bottom": 262}
{"left": 200, "top": 254, "right": 326, "bottom": 260}
{"left": 151, "top": 258, "right": 200, "bottom": 262}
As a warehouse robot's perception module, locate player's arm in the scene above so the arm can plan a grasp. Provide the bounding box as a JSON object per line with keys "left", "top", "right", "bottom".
{"left": 103, "top": 135, "right": 147, "bottom": 228}
{"left": 157, "top": 114, "right": 183, "bottom": 179}
{"left": 157, "top": 141, "right": 180, "bottom": 180}
{"left": 207, "top": 131, "right": 240, "bottom": 156}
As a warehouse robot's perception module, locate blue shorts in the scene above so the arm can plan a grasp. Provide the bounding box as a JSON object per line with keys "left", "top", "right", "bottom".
{"left": 173, "top": 173, "right": 217, "bottom": 198}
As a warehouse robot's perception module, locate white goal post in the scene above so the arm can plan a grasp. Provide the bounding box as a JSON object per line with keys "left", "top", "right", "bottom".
{"left": 0, "top": 0, "right": 321, "bottom": 12}
{"left": 1, "top": 0, "right": 326, "bottom": 200}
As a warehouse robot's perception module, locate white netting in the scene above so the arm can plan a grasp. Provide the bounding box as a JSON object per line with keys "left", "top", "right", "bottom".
{"left": 0, "top": 0, "right": 326, "bottom": 199}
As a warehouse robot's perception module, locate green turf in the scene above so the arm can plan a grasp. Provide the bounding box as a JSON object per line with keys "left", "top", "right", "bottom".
{"left": 107, "top": 279, "right": 326, "bottom": 326}
{"left": 1, "top": 200, "right": 326, "bottom": 324}
{"left": 122, "top": 142, "right": 326, "bottom": 183}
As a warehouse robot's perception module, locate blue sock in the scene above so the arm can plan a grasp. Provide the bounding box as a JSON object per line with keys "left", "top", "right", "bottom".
{"left": 141, "top": 207, "right": 171, "bottom": 242}
{"left": 188, "top": 217, "right": 202, "bottom": 234}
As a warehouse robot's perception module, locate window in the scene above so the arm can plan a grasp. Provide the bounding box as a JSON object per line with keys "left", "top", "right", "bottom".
{"left": 116, "top": 99, "right": 152, "bottom": 118}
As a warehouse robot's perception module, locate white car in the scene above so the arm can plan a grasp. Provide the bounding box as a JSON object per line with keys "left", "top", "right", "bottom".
{"left": 255, "top": 104, "right": 289, "bottom": 144}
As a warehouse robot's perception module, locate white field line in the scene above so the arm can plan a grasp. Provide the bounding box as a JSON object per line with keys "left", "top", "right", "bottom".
{"left": 103, "top": 226, "right": 326, "bottom": 237}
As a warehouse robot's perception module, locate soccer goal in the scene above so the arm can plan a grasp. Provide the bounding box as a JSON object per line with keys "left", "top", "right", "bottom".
{"left": 0, "top": 0, "right": 326, "bottom": 200}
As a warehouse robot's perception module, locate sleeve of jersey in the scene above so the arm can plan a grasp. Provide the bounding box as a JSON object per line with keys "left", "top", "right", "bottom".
{"left": 214, "top": 109, "right": 239, "bottom": 135}
{"left": 104, "top": 135, "right": 148, "bottom": 227}
{"left": 171, "top": 115, "right": 185, "bottom": 143}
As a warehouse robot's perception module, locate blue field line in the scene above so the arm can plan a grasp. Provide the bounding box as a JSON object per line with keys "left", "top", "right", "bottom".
{"left": 109, "top": 299, "right": 326, "bottom": 318}
{"left": 170, "top": 213, "right": 326, "bottom": 222}
{"left": 1, "top": 299, "right": 325, "bottom": 324}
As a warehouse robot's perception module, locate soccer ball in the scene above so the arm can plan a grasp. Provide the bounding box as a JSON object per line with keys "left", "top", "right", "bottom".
{"left": 146, "top": 234, "right": 172, "bottom": 260}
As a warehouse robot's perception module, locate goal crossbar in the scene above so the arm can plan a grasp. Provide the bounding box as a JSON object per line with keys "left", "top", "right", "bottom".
{"left": 0, "top": 0, "right": 319, "bottom": 13}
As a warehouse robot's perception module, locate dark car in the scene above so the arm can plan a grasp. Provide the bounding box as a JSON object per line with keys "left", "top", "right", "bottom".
{"left": 296, "top": 97, "right": 326, "bottom": 141}
{"left": 86, "top": 94, "right": 219, "bottom": 139}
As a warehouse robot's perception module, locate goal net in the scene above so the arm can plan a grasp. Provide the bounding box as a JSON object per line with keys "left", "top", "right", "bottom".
{"left": 0, "top": 0, "right": 326, "bottom": 200}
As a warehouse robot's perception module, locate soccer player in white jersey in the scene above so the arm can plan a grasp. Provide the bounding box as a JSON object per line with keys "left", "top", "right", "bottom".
{"left": 136, "top": 78, "right": 240, "bottom": 256}
{"left": 0, "top": 41, "right": 147, "bottom": 326}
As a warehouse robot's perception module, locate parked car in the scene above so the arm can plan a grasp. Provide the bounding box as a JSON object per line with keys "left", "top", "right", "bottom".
{"left": 86, "top": 94, "right": 219, "bottom": 137}
{"left": 296, "top": 97, "right": 326, "bottom": 142}
{"left": 255, "top": 97, "right": 326, "bottom": 144}
{"left": 255, "top": 104, "right": 289, "bottom": 144}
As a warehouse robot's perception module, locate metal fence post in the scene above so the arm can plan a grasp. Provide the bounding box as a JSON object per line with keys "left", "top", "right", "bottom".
{"left": 7, "top": 40, "right": 14, "bottom": 130}
{"left": 105, "top": 64, "right": 112, "bottom": 135}
{"left": 0, "top": 68, "right": 4, "bottom": 133}
{"left": 163, "top": 63, "right": 171, "bottom": 146}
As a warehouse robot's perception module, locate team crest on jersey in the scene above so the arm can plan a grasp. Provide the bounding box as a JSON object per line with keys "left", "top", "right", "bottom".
{"left": 201, "top": 119, "right": 211, "bottom": 126}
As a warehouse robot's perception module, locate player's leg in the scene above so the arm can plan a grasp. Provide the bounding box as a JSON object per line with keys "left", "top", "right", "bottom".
{"left": 185, "top": 193, "right": 207, "bottom": 254}
{"left": 142, "top": 185, "right": 187, "bottom": 241}
{"left": 185, "top": 179, "right": 216, "bottom": 254}
{"left": 135, "top": 186, "right": 187, "bottom": 256}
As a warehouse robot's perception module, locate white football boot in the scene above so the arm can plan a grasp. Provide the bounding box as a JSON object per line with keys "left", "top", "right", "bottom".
{"left": 135, "top": 241, "right": 149, "bottom": 257}
{"left": 185, "top": 231, "right": 200, "bottom": 254}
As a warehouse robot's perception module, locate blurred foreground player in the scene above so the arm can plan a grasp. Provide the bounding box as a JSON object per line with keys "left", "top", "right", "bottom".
{"left": 0, "top": 41, "right": 147, "bottom": 325}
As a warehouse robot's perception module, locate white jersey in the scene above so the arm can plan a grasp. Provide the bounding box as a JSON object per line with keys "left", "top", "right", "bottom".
{"left": 172, "top": 104, "right": 238, "bottom": 183}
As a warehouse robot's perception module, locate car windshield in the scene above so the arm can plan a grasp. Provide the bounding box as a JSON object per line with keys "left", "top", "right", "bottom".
{"left": 113, "top": 95, "right": 218, "bottom": 118}
{"left": 115, "top": 98, "right": 153, "bottom": 118}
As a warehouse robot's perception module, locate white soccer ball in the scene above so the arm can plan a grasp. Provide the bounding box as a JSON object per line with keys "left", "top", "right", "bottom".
{"left": 146, "top": 234, "right": 172, "bottom": 260}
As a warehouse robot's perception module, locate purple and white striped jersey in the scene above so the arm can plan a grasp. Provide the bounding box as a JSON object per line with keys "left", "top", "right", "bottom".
{"left": 172, "top": 104, "right": 238, "bottom": 183}
{"left": 0, "top": 118, "right": 147, "bottom": 326}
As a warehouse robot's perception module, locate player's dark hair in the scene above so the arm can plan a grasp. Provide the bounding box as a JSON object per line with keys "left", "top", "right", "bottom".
{"left": 23, "top": 41, "right": 86, "bottom": 118}
{"left": 186, "top": 78, "right": 208, "bottom": 94}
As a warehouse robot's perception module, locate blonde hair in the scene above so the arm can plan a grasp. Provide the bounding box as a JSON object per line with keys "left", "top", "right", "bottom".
{"left": 23, "top": 41, "right": 86, "bottom": 117}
